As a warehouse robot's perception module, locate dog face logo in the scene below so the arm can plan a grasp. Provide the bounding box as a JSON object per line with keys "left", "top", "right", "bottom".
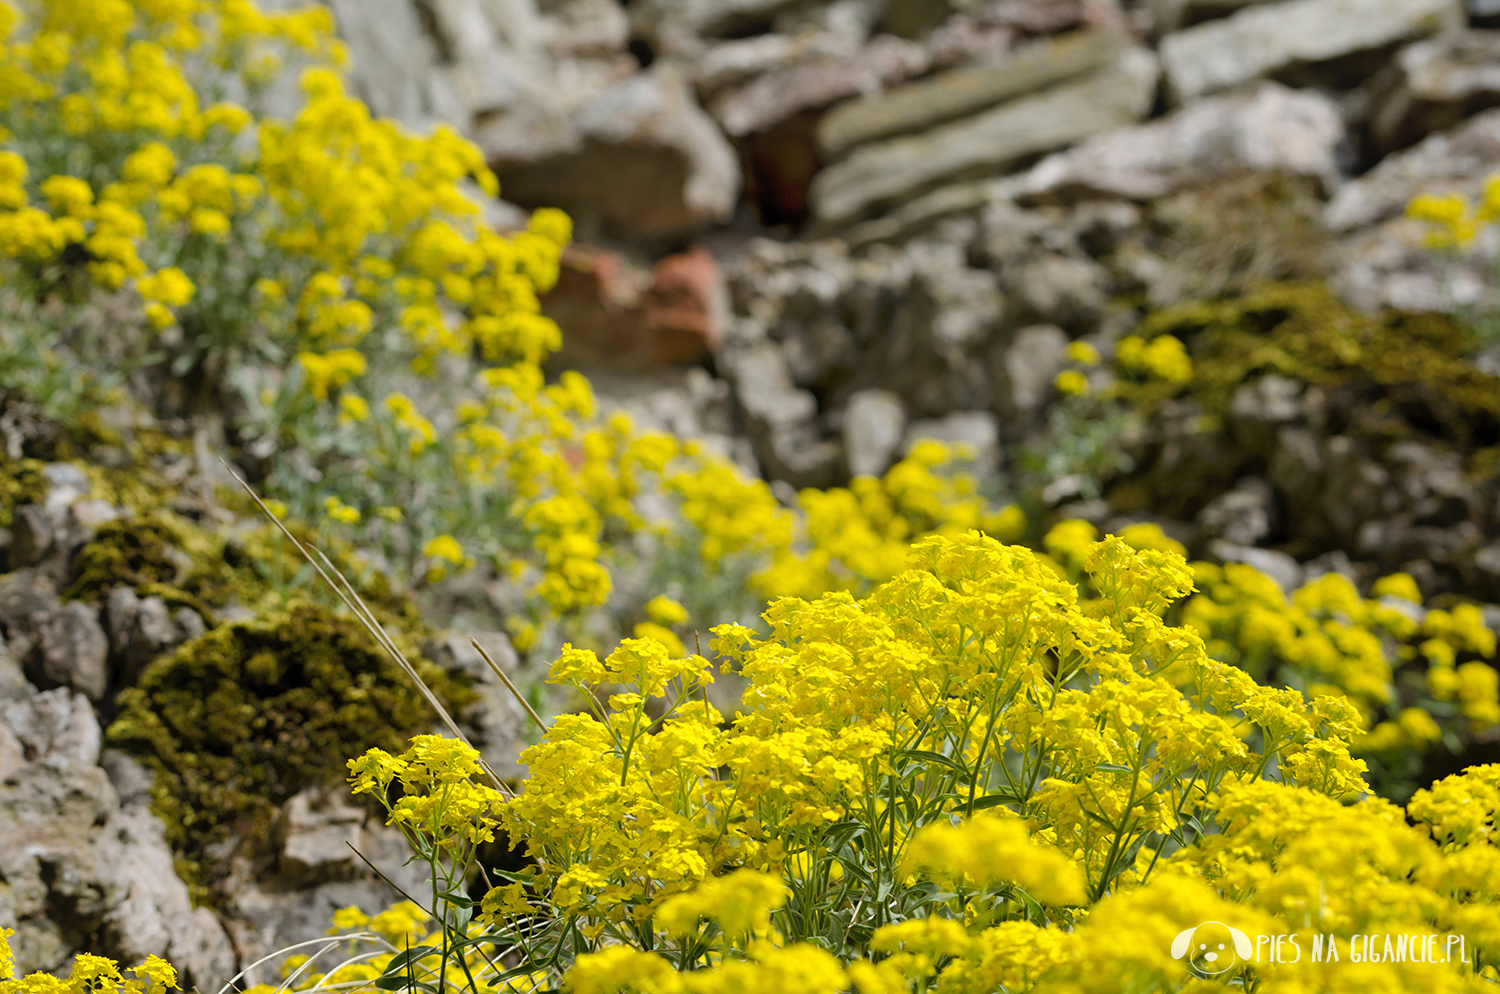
{"left": 1171, "top": 921, "right": 1252, "bottom": 976}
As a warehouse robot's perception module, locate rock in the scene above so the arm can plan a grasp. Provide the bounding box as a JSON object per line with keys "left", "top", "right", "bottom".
{"left": 276, "top": 788, "right": 366, "bottom": 886}
{"left": 1368, "top": 30, "right": 1500, "bottom": 152}
{"left": 0, "top": 572, "right": 108, "bottom": 702}
{"left": 0, "top": 722, "right": 20, "bottom": 781}
{"left": 993, "top": 324, "right": 1070, "bottom": 419}
{"left": 711, "top": 34, "right": 930, "bottom": 137}
{"left": 1016, "top": 81, "right": 1345, "bottom": 204}
{"left": 631, "top": 0, "right": 802, "bottom": 55}
{"left": 927, "top": 0, "right": 1127, "bottom": 65}
{"left": 844, "top": 178, "right": 1008, "bottom": 250}
{"left": 695, "top": 31, "right": 861, "bottom": 97}
{"left": 483, "top": 64, "right": 741, "bottom": 237}
{"left": 642, "top": 247, "right": 731, "bottom": 358}
{"left": 809, "top": 47, "right": 1159, "bottom": 229}
{"left": 843, "top": 389, "right": 907, "bottom": 477}
{"left": 1144, "top": 0, "right": 1272, "bottom": 37}
{"left": 726, "top": 343, "right": 843, "bottom": 487}
{"left": 545, "top": 244, "right": 728, "bottom": 369}
{"left": 36, "top": 603, "right": 110, "bottom": 702}
{"left": 7, "top": 505, "right": 53, "bottom": 570}
{"left": 1159, "top": 0, "right": 1465, "bottom": 104}
{"left": 1197, "top": 477, "right": 1276, "bottom": 546}
{"left": 1327, "top": 107, "right": 1500, "bottom": 232}
{"left": 903, "top": 411, "right": 1003, "bottom": 476}
{"left": 817, "top": 27, "right": 1129, "bottom": 157}
{"left": 0, "top": 688, "right": 101, "bottom": 768}
{"left": 0, "top": 644, "right": 31, "bottom": 703}
{"left": 1210, "top": 539, "right": 1304, "bottom": 593}
{"left": 1326, "top": 108, "right": 1500, "bottom": 312}
{"left": 1007, "top": 253, "right": 1108, "bottom": 330}
{"left": 41, "top": 463, "right": 90, "bottom": 518}
{"left": 107, "top": 590, "right": 188, "bottom": 687}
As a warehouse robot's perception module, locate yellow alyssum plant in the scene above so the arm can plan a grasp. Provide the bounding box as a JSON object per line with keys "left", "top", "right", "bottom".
{"left": 0, "top": 927, "right": 178, "bottom": 994}
{"left": 297, "top": 530, "right": 1500, "bottom": 993}
{"left": 0, "top": 0, "right": 1025, "bottom": 654}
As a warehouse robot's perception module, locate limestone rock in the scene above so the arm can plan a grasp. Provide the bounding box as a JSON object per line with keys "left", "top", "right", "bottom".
{"left": 0, "top": 689, "right": 101, "bottom": 769}
{"left": 710, "top": 34, "right": 929, "bottom": 137}
{"left": 1326, "top": 109, "right": 1500, "bottom": 311}
{"left": 0, "top": 572, "right": 108, "bottom": 702}
{"left": 809, "top": 47, "right": 1159, "bottom": 229}
{"left": 843, "top": 389, "right": 907, "bottom": 477}
{"left": 817, "top": 27, "right": 1130, "bottom": 157}
{"left": 1158, "top": 0, "right": 1465, "bottom": 104}
{"left": 993, "top": 324, "right": 1070, "bottom": 419}
{"left": 423, "top": 629, "right": 533, "bottom": 778}
{"left": 726, "top": 343, "right": 843, "bottom": 488}
{"left": 1369, "top": 30, "right": 1500, "bottom": 152}
{"left": 276, "top": 788, "right": 366, "bottom": 886}
{"left": 1143, "top": 0, "right": 1272, "bottom": 37}
{"left": 483, "top": 64, "right": 741, "bottom": 237}
{"left": 8, "top": 506, "right": 52, "bottom": 570}
{"left": 1197, "top": 477, "right": 1276, "bottom": 546}
{"left": 632, "top": 0, "right": 803, "bottom": 55}
{"left": 1016, "top": 81, "right": 1345, "bottom": 204}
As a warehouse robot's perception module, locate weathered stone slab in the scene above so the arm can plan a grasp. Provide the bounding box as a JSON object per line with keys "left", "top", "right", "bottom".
{"left": 1159, "top": 0, "right": 1465, "bottom": 104}
{"left": 1016, "top": 81, "right": 1344, "bottom": 203}
{"left": 817, "top": 27, "right": 1129, "bottom": 157}
{"left": 809, "top": 47, "right": 1159, "bottom": 229}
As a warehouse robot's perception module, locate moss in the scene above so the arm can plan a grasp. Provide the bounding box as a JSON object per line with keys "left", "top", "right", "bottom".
{"left": 0, "top": 456, "right": 48, "bottom": 527}
{"left": 107, "top": 598, "right": 477, "bottom": 903}
{"left": 1131, "top": 282, "right": 1500, "bottom": 447}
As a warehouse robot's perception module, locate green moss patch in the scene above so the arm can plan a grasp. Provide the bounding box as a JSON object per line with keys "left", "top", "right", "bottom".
{"left": 1132, "top": 281, "right": 1500, "bottom": 447}
{"left": 107, "top": 599, "right": 476, "bottom": 902}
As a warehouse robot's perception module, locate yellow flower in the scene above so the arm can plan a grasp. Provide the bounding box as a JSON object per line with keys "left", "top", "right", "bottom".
{"left": 323, "top": 496, "right": 360, "bottom": 524}
{"left": 137, "top": 267, "right": 195, "bottom": 306}
{"left": 1054, "top": 369, "right": 1089, "bottom": 396}
{"left": 424, "top": 535, "right": 464, "bottom": 565}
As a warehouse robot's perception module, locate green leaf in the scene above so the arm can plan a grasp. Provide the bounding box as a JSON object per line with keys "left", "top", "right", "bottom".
{"left": 380, "top": 946, "right": 441, "bottom": 976}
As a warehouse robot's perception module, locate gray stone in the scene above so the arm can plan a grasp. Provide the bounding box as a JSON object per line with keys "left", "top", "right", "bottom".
{"left": 8, "top": 506, "right": 53, "bottom": 570}
{"left": 277, "top": 788, "right": 366, "bottom": 886}
{"left": 695, "top": 30, "right": 861, "bottom": 96}
{"left": 843, "top": 389, "right": 907, "bottom": 477}
{"left": 482, "top": 63, "right": 742, "bottom": 237}
{"left": 1329, "top": 107, "right": 1500, "bottom": 231}
{"left": 995, "top": 324, "right": 1070, "bottom": 418}
{"left": 1007, "top": 254, "right": 1108, "bottom": 330}
{"left": 1160, "top": 0, "right": 1464, "bottom": 104}
{"left": 1369, "top": 30, "right": 1500, "bottom": 152}
{"left": 1326, "top": 108, "right": 1500, "bottom": 313}
{"left": 710, "top": 34, "right": 929, "bottom": 137}
{"left": 1210, "top": 539, "right": 1304, "bottom": 594}
{"left": 632, "top": 0, "right": 801, "bottom": 54}
{"left": 1144, "top": 0, "right": 1272, "bottom": 36}
{"left": 844, "top": 178, "right": 1009, "bottom": 249}
{"left": 809, "top": 47, "right": 1159, "bottom": 229}
{"left": 1197, "top": 477, "right": 1276, "bottom": 546}
{"left": 0, "top": 689, "right": 101, "bottom": 769}
{"left": 727, "top": 343, "right": 843, "bottom": 488}
{"left": 0, "top": 572, "right": 107, "bottom": 701}
{"left": 41, "top": 464, "right": 90, "bottom": 518}
{"left": 35, "top": 603, "right": 109, "bottom": 702}
{"left": 817, "top": 27, "right": 1130, "bottom": 157}
{"left": 1016, "top": 81, "right": 1344, "bottom": 204}
{"left": 903, "top": 411, "right": 1003, "bottom": 476}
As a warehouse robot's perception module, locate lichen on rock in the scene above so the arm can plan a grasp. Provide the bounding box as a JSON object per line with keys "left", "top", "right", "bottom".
{"left": 106, "top": 598, "right": 476, "bottom": 904}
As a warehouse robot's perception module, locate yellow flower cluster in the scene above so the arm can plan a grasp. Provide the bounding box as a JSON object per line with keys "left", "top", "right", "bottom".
{"left": 1116, "top": 333, "right": 1194, "bottom": 385}
{"left": 0, "top": 927, "right": 178, "bottom": 994}
{"left": 1407, "top": 175, "right": 1500, "bottom": 249}
{"left": 333, "top": 530, "right": 1500, "bottom": 992}
{"left": 1182, "top": 561, "right": 1500, "bottom": 757}
{"left": 750, "top": 442, "right": 1026, "bottom": 600}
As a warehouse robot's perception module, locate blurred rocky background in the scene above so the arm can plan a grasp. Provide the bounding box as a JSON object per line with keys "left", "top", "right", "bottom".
{"left": 10, "top": 0, "right": 1500, "bottom": 986}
